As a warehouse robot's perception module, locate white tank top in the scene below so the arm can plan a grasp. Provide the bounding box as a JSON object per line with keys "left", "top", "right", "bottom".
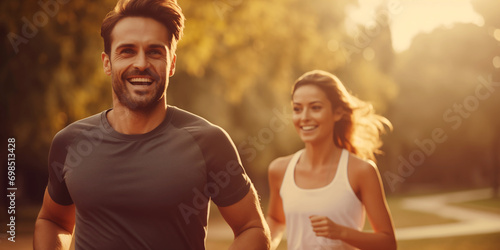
{"left": 280, "top": 149, "right": 365, "bottom": 250}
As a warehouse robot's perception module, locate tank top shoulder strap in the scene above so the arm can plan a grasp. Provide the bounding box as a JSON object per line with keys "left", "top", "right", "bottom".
{"left": 338, "top": 149, "right": 349, "bottom": 173}
{"left": 280, "top": 149, "right": 303, "bottom": 194}
{"left": 334, "top": 149, "right": 349, "bottom": 184}
{"left": 334, "top": 149, "right": 357, "bottom": 196}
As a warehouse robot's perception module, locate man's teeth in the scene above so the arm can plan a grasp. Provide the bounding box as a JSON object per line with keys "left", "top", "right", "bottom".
{"left": 128, "top": 78, "right": 153, "bottom": 84}
{"left": 301, "top": 126, "right": 317, "bottom": 131}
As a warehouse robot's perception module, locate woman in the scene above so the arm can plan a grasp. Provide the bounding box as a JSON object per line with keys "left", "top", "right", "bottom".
{"left": 266, "top": 70, "right": 396, "bottom": 250}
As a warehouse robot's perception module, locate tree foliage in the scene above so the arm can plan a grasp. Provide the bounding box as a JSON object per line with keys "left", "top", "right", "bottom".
{"left": 3, "top": 0, "right": 496, "bottom": 202}
{"left": 382, "top": 0, "right": 500, "bottom": 192}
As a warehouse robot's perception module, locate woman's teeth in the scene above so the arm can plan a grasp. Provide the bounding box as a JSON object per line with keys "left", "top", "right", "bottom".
{"left": 301, "top": 126, "right": 317, "bottom": 131}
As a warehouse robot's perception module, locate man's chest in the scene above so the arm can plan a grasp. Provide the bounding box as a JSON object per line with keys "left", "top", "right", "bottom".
{"left": 63, "top": 138, "right": 208, "bottom": 212}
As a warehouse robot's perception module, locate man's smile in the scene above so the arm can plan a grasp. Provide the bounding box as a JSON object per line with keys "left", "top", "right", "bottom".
{"left": 127, "top": 76, "right": 154, "bottom": 85}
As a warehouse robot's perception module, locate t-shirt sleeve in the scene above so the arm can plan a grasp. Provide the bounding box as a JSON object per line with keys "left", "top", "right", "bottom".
{"left": 203, "top": 126, "right": 251, "bottom": 207}
{"left": 47, "top": 130, "right": 74, "bottom": 205}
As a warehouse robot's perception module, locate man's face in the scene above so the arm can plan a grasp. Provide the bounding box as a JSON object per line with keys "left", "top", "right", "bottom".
{"left": 102, "top": 17, "right": 176, "bottom": 111}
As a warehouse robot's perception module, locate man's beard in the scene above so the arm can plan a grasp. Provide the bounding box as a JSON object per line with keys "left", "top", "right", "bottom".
{"left": 111, "top": 67, "right": 166, "bottom": 112}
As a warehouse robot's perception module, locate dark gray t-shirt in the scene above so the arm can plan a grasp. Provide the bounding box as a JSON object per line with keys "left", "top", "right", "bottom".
{"left": 47, "top": 106, "right": 251, "bottom": 249}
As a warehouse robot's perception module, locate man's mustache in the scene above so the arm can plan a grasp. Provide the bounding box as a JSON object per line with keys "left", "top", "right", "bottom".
{"left": 123, "top": 68, "right": 160, "bottom": 81}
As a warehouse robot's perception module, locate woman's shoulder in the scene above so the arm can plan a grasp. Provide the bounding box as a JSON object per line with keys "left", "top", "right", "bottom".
{"left": 268, "top": 154, "right": 295, "bottom": 180}
{"left": 346, "top": 152, "right": 382, "bottom": 196}
{"left": 347, "top": 152, "right": 380, "bottom": 179}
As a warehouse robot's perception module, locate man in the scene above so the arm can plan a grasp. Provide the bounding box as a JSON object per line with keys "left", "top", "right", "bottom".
{"left": 33, "top": 0, "right": 270, "bottom": 249}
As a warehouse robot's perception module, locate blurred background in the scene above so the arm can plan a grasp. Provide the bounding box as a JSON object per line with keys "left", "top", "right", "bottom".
{"left": 1, "top": 0, "right": 499, "bottom": 249}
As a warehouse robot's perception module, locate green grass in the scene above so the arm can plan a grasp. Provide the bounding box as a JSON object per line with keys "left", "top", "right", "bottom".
{"left": 384, "top": 197, "right": 458, "bottom": 229}
{"left": 451, "top": 197, "right": 500, "bottom": 215}
{"left": 397, "top": 232, "right": 500, "bottom": 250}
{"left": 385, "top": 195, "right": 500, "bottom": 249}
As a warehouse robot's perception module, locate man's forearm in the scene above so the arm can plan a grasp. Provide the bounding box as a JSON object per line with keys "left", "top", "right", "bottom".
{"left": 230, "top": 226, "right": 271, "bottom": 250}
{"left": 265, "top": 216, "right": 285, "bottom": 250}
{"left": 33, "top": 218, "right": 74, "bottom": 250}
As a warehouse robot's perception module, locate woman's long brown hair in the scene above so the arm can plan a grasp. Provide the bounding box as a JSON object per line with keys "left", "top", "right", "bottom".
{"left": 292, "top": 70, "right": 392, "bottom": 162}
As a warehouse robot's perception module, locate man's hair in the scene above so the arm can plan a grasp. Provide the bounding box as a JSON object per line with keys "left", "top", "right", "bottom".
{"left": 101, "top": 0, "right": 185, "bottom": 55}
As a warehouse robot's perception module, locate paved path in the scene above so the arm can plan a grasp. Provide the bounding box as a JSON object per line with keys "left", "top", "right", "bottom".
{"left": 396, "top": 188, "right": 500, "bottom": 240}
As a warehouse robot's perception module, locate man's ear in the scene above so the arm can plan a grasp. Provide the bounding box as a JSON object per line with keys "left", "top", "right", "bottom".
{"left": 101, "top": 52, "right": 112, "bottom": 76}
{"left": 169, "top": 54, "right": 177, "bottom": 77}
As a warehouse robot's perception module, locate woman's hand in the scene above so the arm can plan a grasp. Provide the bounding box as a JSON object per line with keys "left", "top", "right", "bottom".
{"left": 309, "top": 215, "right": 346, "bottom": 240}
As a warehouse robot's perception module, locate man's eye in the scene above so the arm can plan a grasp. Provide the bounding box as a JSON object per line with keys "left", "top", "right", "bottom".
{"left": 293, "top": 107, "right": 301, "bottom": 112}
{"left": 121, "top": 49, "right": 135, "bottom": 54}
{"left": 148, "top": 50, "right": 162, "bottom": 55}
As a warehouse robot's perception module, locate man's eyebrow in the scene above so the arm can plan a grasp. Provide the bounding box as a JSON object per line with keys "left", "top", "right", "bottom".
{"left": 114, "top": 43, "right": 167, "bottom": 52}
{"left": 115, "top": 43, "right": 136, "bottom": 50}
{"left": 148, "top": 44, "right": 167, "bottom": 49}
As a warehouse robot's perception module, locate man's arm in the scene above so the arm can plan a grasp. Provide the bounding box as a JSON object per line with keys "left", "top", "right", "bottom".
{"left": 265, "top": 156, "right": 289, "bottom": 250}
{"left": 34, "top": 188, "right": 75, "bottom": 250}
{"left": 218, "top": 185, "right": 271, "bottom": 250}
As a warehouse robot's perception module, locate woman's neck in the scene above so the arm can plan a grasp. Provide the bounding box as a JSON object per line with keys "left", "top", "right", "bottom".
{"left": 302, "top": 139, "right": 342, "bottom": 169}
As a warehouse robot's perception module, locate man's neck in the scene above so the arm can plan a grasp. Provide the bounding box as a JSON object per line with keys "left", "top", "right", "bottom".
{"left": 107, "top": 100, "right": 168, "bottom": 135}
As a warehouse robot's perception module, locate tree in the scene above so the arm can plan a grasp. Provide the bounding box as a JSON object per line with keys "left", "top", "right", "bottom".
{"left": 472, "top": 0, "right": 500, "bottom": 197}
{"left": 1, "top": 0, "right": 399, "bottom": 204}
{"left": 384, "top": 21, "right": 499, "bottom": 192}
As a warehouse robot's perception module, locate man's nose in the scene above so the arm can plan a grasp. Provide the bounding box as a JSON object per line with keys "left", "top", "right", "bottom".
{"left": 133, "top": 51, "right": 149, "bottom": 71}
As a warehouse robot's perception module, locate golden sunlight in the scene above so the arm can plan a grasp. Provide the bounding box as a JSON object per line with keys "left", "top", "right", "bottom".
{"left": 346, "top": 0, "right": 484, "bottom": 52}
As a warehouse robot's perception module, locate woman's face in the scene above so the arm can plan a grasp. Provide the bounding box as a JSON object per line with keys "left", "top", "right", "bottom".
{"left": 292, "top": 85, "right": 342, "bottom": 144}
